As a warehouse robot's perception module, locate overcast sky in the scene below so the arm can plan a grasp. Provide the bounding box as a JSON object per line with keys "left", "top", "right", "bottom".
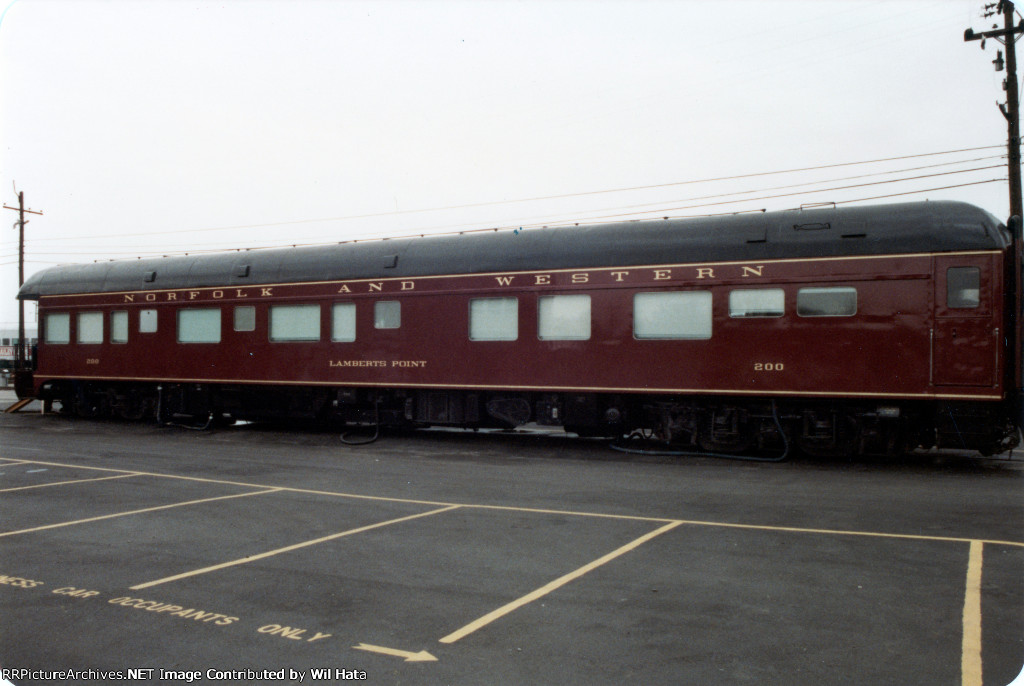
{"left": 0, "top": 0, "right": 1016, "bottom": 329}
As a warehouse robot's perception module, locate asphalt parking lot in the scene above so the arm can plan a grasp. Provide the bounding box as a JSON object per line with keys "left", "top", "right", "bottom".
{"left": 0, "top": 394, "right": 1022, "bottom": 685}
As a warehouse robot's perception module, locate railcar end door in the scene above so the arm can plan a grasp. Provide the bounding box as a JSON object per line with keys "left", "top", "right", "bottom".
{"left": 932, "top": 255, "right": 997, "bottom": 387}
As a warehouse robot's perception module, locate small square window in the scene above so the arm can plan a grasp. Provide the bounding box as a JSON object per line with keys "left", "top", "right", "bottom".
{"left": 44, "top": 313, "right": 71, "bottom": 344}
{"left": 234, "top": 306, "right": 256, "bottom": 332}
{"left": 948, "top": 267, "right": 980, "bottom": 308}
{"left": 374, "top": 301, "right": 401, "bottom": 329}
{"left": 140, "top": 309, "right": 158, "bottom": 333}
{"left": 77, "top": 312, "right": 104, "bottom": 344}
{"left": 470, "top": 298, "right": 518, "bottom": 341}
{"left": 538, "top": 295, "right": 591, "bottom": 340}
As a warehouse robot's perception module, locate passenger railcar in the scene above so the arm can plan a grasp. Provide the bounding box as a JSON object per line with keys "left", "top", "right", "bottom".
{"left": 15, "top": 201, "right": 1023, "bottom": 456}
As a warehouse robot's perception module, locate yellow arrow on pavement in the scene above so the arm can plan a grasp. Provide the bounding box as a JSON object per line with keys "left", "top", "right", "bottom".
{"left": 353, "top": 643, "right": 438, "bottom": 662}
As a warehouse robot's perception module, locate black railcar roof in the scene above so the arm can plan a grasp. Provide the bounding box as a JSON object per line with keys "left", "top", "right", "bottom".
{"left": 18, "top": 200, "right": 1009, "bottom": 299}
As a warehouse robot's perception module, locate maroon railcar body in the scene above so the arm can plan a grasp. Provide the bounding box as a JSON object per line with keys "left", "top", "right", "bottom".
{"left": 16, "top": 201, "right": 1023, "bottom": 456}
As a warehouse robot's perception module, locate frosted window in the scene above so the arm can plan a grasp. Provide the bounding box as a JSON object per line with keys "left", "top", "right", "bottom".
{"left": 234, "top": 306, "right": 256, "bottom": 332}
{"left": 538, "top": 295, "right": 591, "bottom": 340}
{"left": 77, "top": 312, "right": 103, "bottom": 344}
{"left": 111, "top": 311, "right": 129, "bottom": 343}
{"left": 45, "top": 313, "right": 70, "bottom": 344}
{"left": 178, "top": 308, "right": 221, "bottom": 343}
{"left": 332, "top": 303, "right": 357, "bottom": 341}
{"left": 270, "top": 304, "right": 320, "bottom": 341}
{"left": 470, "top": 298, "right": 518, "bottom": 341}
{"left": 634, "top": 291, "right": 712, "bottom": 339}
{"left": 374, "top": 301, "right": 401, "bottom": 329}
{"left": 140, "top": 309, "right": 158, "bottom": 333}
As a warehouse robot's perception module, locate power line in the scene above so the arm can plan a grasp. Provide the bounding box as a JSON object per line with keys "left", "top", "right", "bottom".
{"left": 19, "top": 144, "right": 1007, "bottom": 244}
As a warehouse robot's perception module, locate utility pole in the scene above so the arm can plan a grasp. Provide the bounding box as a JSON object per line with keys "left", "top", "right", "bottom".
{"left": 966, "top": 1, "right": 1024, "bottom": 218}
{"left": 3, "top": 190, "right": 43, "bottom": 371}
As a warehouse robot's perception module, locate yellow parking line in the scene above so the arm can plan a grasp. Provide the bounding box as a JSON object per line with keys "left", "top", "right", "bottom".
{"left": 130, "top": 504, "right": 462, "bottom": 590}
{"left": 2, "top": 456, "right": 1023, "bottom": 549}
{"left": 0, "top": 460, "right": 32, "bottom": 466}
{"left": 0, "top": 488, "right": 282, "bottom": 538}
{"left": 961, "top": 540, "right": 983, "bottom": 686}
{"left": 439, "top": 520, "right": 683, "bottom": 644}
{"left": 0, "top": 473, "right": 139, "bottom": 492}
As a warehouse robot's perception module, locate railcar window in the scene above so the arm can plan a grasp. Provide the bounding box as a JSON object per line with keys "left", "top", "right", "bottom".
{"left": 634, "top": 291, "right": 712, "bottom": 339}
{"left": 332, "top": 303, "right": 357, "bottom": 341}
{"left": 269, "top": 304, "right": 320, "bottom": 342}
{"left": 797, "top": 287, "right": 857, "bottom": 316}
{"left": 140, "top": 309, "right": 158, "bottom": 333}
{"left": 111, "top": 311, "right": 129, "bottom": 343}
{"left": 234, "top": 306, "right": 256, "bottom": 332}
{"left": 469, "top": 297, "right": 518, "bottom": 341}
{"left": 44, "top": 313, "right": 70, "bottom": 344}
{"left": 77, "top": 312, "right": 104, "bottom": 344}
{"left": 538, "top": 295, "right": 591, "bottom": 340}
{"left": 374, "top": 301, "right": 401, "bottom": 329}
{"left": 178, "top": 308, "right": 222, "bottom": 343}
{"left": 729, "top": 289, "right": 785, "bottom": 318}
{"left": 947, "top": 267, "right": 981, "bottom": 308}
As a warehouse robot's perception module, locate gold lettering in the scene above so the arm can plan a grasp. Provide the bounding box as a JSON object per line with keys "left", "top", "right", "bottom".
{"left": 495, "top": 276, "right": 515, "bottom": 286}
{"left": 534, "top": 274, "right": 551, "bottom": 285}
{"left": 124, "top": 295, "right": 135, "bottom": 303}
{"left": 337, "top": 285, "right": 351, "bottom": 293}
{"left": 369, "top": 282, "right": 383, "bottom": 292}
{"left": 653, "top": 269, "right": 671, "bottom": 281}
{"left": 611, "top": 271, "right": 629, "bottom": 282}
{"left": 695, "top": 268, "right": 715, "bottom": 279}
{"left": 189, "top": 291, "right": 200, "bottom": 300}
{"left": 741, "top": 265, "right": 764, "bottom": 278}
{"left": 261, "top": 288, "right": 273, "bottom": 297}
{"left": 145, "top": 293, "right": 156, "bottom": 302}
{"left": 401, "top": 281, "right": 415, "bottom": 291}
{"left": 571, "top": 273, "right": 589, "bottom": 284}
{"left": 235, "top": 289, "right": 248, "bottom": 298}
{"left": 167, "top": 292, "right": 177, "bottom": 301}
{"left": 212, "top": 290, "right": 223, "bottom": 299}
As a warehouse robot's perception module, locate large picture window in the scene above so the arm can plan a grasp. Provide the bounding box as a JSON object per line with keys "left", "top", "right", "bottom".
{"left": 44, "top": 313, "right": 70, "bottom": 344}
{"left": 270, "top": 304, "right": 320, "bottom": 341}
{"left": 538, "top": 295, "right": 591, "bottom": 340}
{"left": 634, "top": 291, "right": 712, "bottom": 339}
{"left": 469, "top": 297, "right": 518, "bottom": 341}
{"left": 178, "top": 308, "right": 222, "bottom": 343}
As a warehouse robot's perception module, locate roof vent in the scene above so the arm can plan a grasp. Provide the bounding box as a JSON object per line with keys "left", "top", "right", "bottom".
{"left": 384, "top": 254, "right": 398, "bottom": 268}
{"left": 793, "top": 222, "right": 830, "bottom": 231}
{"left": 235, "top": 264, "right": 250, "bottom": 277}
{"left": 144, "top": 271, "right": 157, "bottom": 283}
